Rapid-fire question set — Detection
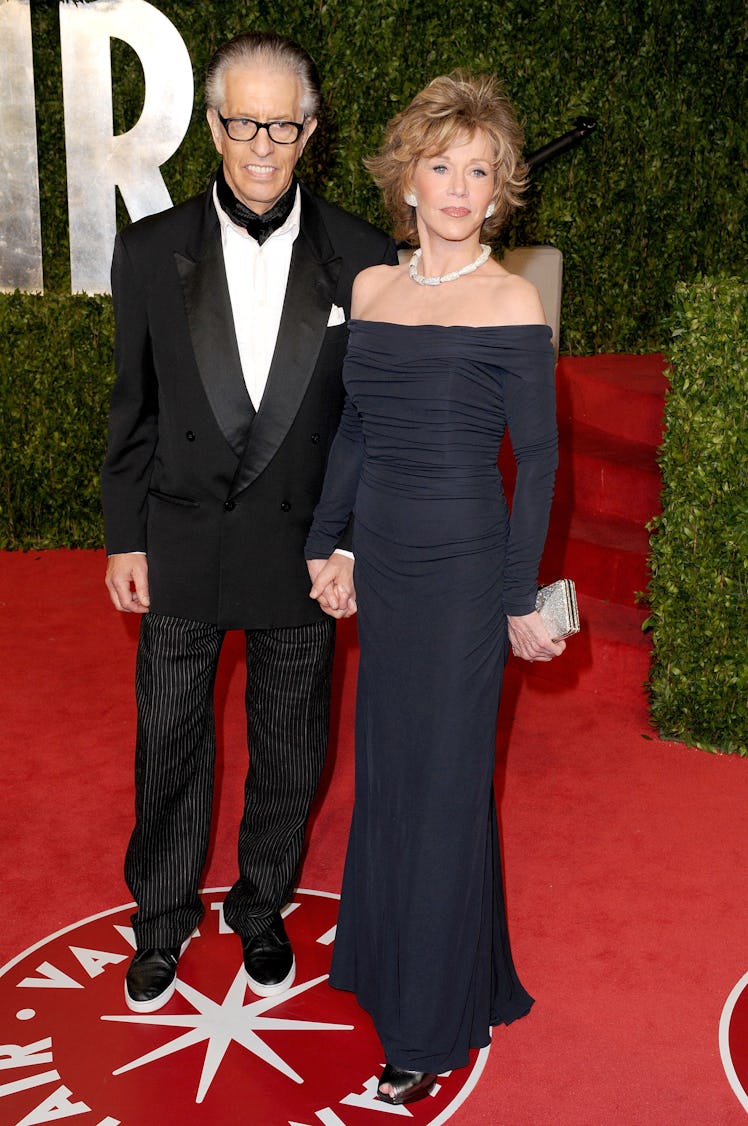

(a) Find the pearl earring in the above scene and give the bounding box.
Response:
[485,202,495,219]
[404,192,417,207]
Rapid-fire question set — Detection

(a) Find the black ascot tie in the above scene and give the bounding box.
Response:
[216,165,297,245]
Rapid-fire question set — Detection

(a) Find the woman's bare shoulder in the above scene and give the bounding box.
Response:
[352,263,408,317]
[478,267,547,326]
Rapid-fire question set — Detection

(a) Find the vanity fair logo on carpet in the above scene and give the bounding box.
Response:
[0,888,487,1125]
[720,970,748,1113]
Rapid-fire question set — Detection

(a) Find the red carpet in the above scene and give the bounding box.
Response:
[1,355,747,1124]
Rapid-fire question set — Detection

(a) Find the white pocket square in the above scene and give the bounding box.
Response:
[327,304,346,327]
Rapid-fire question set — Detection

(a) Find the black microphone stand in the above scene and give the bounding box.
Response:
[526,116,598,171]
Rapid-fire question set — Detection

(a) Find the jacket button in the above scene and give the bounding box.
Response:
[224,499,236,512]
[280,500,291,512]
[186,430,196,441]
[311,433,320,444]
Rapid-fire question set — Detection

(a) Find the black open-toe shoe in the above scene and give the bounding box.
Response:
[377,1063,437,1105]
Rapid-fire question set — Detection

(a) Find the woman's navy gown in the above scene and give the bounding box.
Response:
[305,320,557,1074]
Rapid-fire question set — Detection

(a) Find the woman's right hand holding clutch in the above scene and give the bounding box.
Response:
[507,612,566,662]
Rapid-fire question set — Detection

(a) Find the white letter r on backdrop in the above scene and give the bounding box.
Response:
[60,0,193,293]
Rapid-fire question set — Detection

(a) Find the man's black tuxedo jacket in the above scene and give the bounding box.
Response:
[102,176,396,629]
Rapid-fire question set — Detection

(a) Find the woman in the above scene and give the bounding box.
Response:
[305,72,565,1105]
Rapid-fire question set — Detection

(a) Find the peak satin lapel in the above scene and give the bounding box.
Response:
[228,221,341,498]
[175,233,254,459]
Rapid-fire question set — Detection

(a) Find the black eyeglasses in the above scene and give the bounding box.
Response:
[217,113,306,144]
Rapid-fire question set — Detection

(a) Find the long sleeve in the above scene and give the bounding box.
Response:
[501,349,558,615]
[304,393,365,559]
[101,232,159,554]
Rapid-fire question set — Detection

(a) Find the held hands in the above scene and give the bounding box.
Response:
[105,553,150,613]
[307,552,357,619]
[507,610,566,662]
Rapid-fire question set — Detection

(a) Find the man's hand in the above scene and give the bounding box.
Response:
[507,610,566,662]
[105,553,151,613]
[307,552,357,618]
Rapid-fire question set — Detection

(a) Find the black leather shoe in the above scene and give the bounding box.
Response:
[377,1064,438,1105]
[242,913,295,996]
[125,946,182,1013]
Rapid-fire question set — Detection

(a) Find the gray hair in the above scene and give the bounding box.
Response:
[205,32,321,119]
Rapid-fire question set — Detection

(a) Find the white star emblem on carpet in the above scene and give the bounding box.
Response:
[101,968,353,1103]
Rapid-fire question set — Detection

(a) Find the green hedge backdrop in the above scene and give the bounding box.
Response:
[645,276,747,757]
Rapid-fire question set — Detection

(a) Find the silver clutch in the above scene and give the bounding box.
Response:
[535,579,580,640]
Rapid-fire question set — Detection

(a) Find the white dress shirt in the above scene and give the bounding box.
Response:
[214,184,352,562]
[213,182,301,410]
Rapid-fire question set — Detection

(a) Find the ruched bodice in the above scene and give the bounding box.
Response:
[305,319,557,1074]
[307,319,557,610]
[352,323,517,485]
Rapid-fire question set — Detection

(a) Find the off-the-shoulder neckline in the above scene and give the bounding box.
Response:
[349,319,551,332]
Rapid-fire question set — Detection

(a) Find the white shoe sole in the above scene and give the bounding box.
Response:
[125,974,177,1013]
[124,937,191,1013]
[245,958,296,997]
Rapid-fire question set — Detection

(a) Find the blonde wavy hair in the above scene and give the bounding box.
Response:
[365,71,528,245]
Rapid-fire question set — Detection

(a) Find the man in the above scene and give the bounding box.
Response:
[102,31,396,1013]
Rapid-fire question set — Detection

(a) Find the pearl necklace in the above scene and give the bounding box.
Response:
[408,244,491,286]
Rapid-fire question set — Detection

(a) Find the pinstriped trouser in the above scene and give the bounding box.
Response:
[125,612,335,948]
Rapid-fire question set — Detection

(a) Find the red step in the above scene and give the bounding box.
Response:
[557,421,661,526]
[556,354,669,446]
[541,510,651,607]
